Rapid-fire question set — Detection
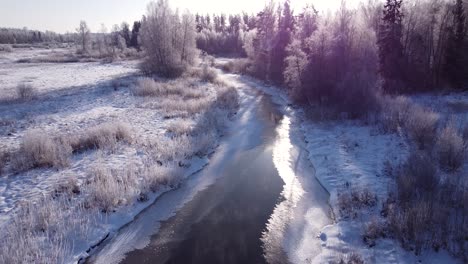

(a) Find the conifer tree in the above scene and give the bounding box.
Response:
[444,0,466,89]
[377,0,405,92]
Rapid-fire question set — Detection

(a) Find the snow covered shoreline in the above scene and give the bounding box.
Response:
[0,48,239,263]
[235,74,462,263]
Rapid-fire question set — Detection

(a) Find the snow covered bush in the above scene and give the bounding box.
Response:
[363,218,385,247]
[404,105,439,149]
[200,65,218,83]
[86,166,138,213]
[132,77,165,97]
[70,122,131,153]
[141,164,184,192]
[215,86,240,111]
[397,151,438,204]
[0,44,13,52]
[331,252,365,264]
[378,95,412,133]
[166,119,194,136]
[436,122,465,172]
[16,83,36,101]
[140,0,197,77]
[337,187,377,219]
[11,131,71,171]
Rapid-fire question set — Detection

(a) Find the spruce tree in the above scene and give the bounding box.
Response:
[377,0,405,93]
[444,0,466,89]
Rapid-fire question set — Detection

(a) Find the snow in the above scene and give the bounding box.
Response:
[231,73,463,263]
[0,48,228,263]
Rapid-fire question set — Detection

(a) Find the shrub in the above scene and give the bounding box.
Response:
[11,131,71,171]
[215,86,239,111]
[436,122,465,172]
[0,44,13,52]
[397,151,438,203]
[404,105,439,149]
[363,218,385,247]
[200,65,218,83]
[462,123,468,142]
[335,70,379,118]
[132,78,164,97]
[86,166,138,212]
[142,164,184,192]
[220,59,251,74]
[166,119,194,135]
[70,122,131,153]
[378,95,412,133]
[332,252,365,264]
[337,187,377,219]
[0,150,7,175]
[16,83,36,101]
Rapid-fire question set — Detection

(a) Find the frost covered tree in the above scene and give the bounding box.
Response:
[270,0,294,84]
[252,1,277,80]
[283,39,307,98]
[140,0,197,77]
[76,21,91,53]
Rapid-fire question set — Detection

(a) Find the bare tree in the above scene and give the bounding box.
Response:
[76,20,91,54]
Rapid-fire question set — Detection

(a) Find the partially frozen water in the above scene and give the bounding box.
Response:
[88,76,330,264]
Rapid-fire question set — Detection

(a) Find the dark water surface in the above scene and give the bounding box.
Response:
[88,82,330,264]
[122,94,284,264]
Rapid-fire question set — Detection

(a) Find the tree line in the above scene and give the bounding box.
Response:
[191,0,467,109]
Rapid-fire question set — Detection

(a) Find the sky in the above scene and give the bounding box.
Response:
[0,0,359,33]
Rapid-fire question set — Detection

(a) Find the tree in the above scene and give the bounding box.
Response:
[284,39,307,98]
[252,1,277,80]
[121,22,131,47]
[444,0,466,89]
[270,0,294,84]
[130,21,141,50]
[377,0,405,92]
[76,21,91,53]
[140,0,197,77]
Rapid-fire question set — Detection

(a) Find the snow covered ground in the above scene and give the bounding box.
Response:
[0,48,235,263]
[230,73,465,263]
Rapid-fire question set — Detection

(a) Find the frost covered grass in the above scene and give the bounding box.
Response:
[8,122,131,174]
[0,55,240,263]
[11,131,71,172]
[436,122,466,172]
[69,121,132,153]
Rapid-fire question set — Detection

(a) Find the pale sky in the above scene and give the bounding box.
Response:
[0,0,359,33]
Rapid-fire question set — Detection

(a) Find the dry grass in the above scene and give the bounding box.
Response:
[69,122,132,153]
[215,85,239,111]
[403,105,439,149]
[363,218,385,247]
[436,122,465,172]
[141,164,184,192]
[132,77,166,97]
[16,83,36,101]
[86,166,138,212]
[379,95,412,133]
[166,119,194,135]
[337,187,377,219]
[193,65,218,83]
[11,131,71,172]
